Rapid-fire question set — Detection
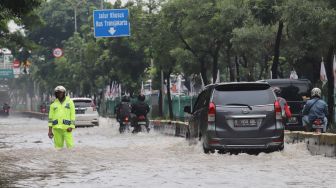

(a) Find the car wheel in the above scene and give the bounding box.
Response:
[202,137,214,154]
[278,143,284,151]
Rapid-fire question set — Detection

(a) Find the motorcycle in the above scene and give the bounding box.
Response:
[312,119,324,133]
[132,115,149,134]
[3,109,9,116]
[119,116,131,134]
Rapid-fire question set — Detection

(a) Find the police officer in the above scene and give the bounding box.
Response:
[131,94,150,132]
[48,86,76,149]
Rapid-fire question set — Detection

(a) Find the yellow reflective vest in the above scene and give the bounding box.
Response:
[48,96,76,129]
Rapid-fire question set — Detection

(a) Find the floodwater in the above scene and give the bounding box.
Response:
[0,117,335,188]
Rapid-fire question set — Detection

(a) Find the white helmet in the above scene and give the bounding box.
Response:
[311,87,321,98]
[54,85,66,93]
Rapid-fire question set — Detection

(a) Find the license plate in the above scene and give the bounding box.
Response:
[138,121,147,125]
[288,117,298,123]
[234,119,257,127]
[76,110,85,114]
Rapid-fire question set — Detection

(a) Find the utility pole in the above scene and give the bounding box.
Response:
[101,0,104,9]
[66,0,83,33]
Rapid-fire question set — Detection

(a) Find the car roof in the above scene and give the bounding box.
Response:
[258,78,311,85]
[71,98,92,101]
[205,82,270,89]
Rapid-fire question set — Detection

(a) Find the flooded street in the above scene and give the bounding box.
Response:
[1,117,336,188]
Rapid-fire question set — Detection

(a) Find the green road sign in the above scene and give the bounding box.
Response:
[0,69,14,78]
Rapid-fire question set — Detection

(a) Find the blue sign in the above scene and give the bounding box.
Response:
[93,9,130,38]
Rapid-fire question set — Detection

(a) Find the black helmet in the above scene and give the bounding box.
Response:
[122,95,130,102]
[273,87,281,96]
[138,94,145,102]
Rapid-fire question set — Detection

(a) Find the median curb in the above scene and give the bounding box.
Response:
[285,131,336,157]
[13,111,47,119]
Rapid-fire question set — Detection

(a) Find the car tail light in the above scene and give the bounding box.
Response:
[138,115,146,120]
[272,138,284,143]
[124,117,129,122]
[208,102,216,123]
[275,100,282,120]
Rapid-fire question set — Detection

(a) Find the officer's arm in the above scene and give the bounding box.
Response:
[70,100,76,129]
[48,104,54,127]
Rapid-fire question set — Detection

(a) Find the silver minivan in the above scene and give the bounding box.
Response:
[184,82,284,153]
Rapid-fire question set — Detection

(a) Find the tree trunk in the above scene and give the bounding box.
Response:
[271,21,283,79]
[200,59,208,86]
[326,45,335,128]
[227,44,235,82]
[212,53,219,84]
[235,56,240,82]
[166,72,174,120]
[159,88,163,117]
[258,55,269,80]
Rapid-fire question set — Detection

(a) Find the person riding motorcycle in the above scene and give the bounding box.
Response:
[115,95,132,133]
[131,94,150,133]
[3,103,10,111]
[3,103,10,115]
[273,87,292,121]
[302,88,328,132]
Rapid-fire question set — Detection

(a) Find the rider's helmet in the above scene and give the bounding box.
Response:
[122,95,130,102]
[273,87,281,96]
[138,94,146,102]
[311,87,321,98]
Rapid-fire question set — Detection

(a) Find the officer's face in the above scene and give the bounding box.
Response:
[56,91,65,99]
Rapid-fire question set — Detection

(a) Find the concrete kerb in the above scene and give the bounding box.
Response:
[12,111,47,119]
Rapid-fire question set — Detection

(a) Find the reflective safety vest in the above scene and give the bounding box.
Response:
[48,96,76,129]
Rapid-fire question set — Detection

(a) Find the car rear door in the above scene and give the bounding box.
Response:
[73,99,94,117]
[213,84,278,139]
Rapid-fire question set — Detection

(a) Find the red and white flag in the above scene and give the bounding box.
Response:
[320,58,328,86]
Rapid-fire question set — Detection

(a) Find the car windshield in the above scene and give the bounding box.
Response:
[213,88,275,106]
[73,100,92,108]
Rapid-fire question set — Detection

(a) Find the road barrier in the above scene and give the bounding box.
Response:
[152,120,336,157]
[285,131,336,157]
[13,111,47,119]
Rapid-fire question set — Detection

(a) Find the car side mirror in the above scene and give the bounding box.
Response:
[184,106,192,114]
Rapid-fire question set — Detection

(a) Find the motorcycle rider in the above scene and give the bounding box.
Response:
[3,102,10,115]
[131,94,150,132]
[302,88,328,132]
[115,95,132,133]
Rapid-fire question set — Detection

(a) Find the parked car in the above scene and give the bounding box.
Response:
[258,79,312,131]
[72,98,99,127]
[184,82,284,153]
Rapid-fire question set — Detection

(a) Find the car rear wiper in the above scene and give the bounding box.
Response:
[225,103,252,110]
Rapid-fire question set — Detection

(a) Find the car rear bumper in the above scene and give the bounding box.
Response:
[205,133,284,150]
[75,118,99,127]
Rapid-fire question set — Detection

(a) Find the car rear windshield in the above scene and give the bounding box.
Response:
[213,85,275,106]
[73,100,92,108]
